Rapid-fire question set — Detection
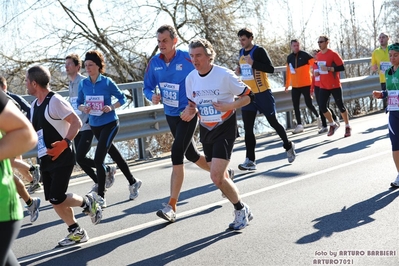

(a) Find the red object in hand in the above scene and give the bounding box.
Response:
[47,139,68,161]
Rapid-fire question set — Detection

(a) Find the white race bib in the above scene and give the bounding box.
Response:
[197,98,222,123]
[289,63,296,74]
[388,90,399,111]
[159,82,179,107]
[240,64,254,80]
[70,96,82,115]
[86,95,104,116]
[380,61,391,74]
[37,129,47,158]
[317,61,328,74]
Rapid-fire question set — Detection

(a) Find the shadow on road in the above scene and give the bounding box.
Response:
[319,133,387,159]
[296,188,399,244]
[128,230,238,266]
[20,205,228,266]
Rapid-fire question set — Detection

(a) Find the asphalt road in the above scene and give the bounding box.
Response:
[14,111,399,266]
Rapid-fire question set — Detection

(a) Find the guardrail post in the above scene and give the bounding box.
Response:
[285,111,293,129]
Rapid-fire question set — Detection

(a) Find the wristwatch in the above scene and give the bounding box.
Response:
[64,138,72,146]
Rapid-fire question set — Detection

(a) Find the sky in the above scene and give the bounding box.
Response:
[0,0,390,60]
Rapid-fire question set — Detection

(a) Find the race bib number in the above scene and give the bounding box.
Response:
[317,61,328,74]
[240,63,254,80]
[159,82,179,107]
[388,90,399,111]
[70,96,82,115]
[380,61,391,74]
[86,95,104,116]
[289,63,296,74]
[197,98,222,123]
[37,129,47,158]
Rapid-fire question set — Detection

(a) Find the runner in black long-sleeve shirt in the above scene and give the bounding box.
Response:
[235,28,296,171]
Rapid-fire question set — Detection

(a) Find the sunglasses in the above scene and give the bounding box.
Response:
[317,41,326,44]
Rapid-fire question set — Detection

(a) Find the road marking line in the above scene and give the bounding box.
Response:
[19,150,389,263]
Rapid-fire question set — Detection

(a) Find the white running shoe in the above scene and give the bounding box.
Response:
[156,204,176,223]
[97,195,107,208]
[318,127,328,134]
[293,124,304,134]
[26,197,41,223]
[58,227,89,247]
[287,142,296,163]
[30,164,41,184]
[390,175,399,188]
[229,203,253,230]
[28,181,41,194]
[238,158,256,171]
[317,117,322,129]
[105,166,116,189]
[88,183,98,194]
[83,192,102,225]
[129,179,142,200]
[335,117,341,127]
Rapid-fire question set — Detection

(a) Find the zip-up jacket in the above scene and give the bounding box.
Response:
[285,50,314,88]
[77,74,126,127]
[143,49,194,116]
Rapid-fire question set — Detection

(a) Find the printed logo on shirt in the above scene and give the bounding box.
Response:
[198,98,214,104]
[155,67,163,71]
[191,89,220,98]
[86,95,103,101]
[176,64,183,71]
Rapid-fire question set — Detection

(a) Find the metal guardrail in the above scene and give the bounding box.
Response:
[22,57,379,159]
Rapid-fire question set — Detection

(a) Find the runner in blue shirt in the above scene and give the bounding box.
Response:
[77,50,142,208]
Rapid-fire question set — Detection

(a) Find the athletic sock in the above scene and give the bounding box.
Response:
[233,201,244,210]
[68,223,79,232]
[80,198,87,208]
[168,198,177,212]
[26,198,33,206]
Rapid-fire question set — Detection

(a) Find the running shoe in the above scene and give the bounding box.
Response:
[238,158,257,171]
[222,168,235,198]
[156,204,176,223]
[129,179,142,200]
[58,227,89,247]
[105,165,116,189]
[28,181,41,194]
[335,117,341,127]
[390,175,399,188]
[26,197,41,223]
[30,164,41,184]
[287,142,296,163]
[344,126,352,137]
[97,195,107,208]
[317,117,322,129]
[327,123,340,137]
[318,127,328,134]
[293,124,304,134]
[229,203,253,230]
[88,183,98,194]
[83,192,102,225]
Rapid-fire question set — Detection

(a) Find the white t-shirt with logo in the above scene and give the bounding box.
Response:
[186,65,248,128]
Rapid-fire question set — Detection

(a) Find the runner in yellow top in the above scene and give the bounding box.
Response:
[371,32,390,90]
